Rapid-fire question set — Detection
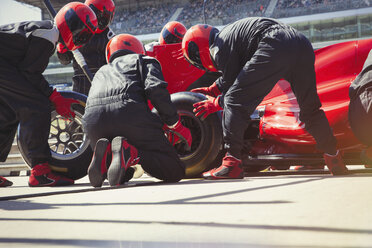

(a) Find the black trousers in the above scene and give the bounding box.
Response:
[83,100,185,182]
[0,60,51,166]
[223,27,337,158]
[349,86,372,146]
[73,75,91,96]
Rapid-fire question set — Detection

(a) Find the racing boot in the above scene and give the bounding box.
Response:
[0,176,13,187]
[203,153,244,179]
[88,138,112,188]
[108,136,140,186]
[323,150,349,176]
[28,163,74,187]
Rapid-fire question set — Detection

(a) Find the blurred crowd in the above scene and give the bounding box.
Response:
[178,0,268,27]
[111,0,371,35]
[113,3,176,35]
[273,0,370,17]
[277,0,370,9]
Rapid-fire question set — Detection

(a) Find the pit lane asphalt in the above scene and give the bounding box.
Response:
[1,166,372,248]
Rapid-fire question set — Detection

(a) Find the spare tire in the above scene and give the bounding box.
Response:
[17,91,92,180]
[167,92,224,178]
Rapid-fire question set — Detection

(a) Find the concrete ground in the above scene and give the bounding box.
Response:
[1,166,372,248]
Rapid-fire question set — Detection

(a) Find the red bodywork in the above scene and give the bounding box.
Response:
[257,39,372,155]
[147,39,372,158]
[146,43,205,94]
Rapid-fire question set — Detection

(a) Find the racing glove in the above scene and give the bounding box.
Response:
[190,82,221,97]
[49,89,79,119]
[56,43,73,65]
[57,43,68,53]
[193,95,223,119]
[164,119,192,150]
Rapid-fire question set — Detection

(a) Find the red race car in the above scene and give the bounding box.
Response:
[17,38,372,179]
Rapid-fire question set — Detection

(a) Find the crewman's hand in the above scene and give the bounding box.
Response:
[193,95,223,120]
[164,119,192,150]
[190,82,221,97]
[56,43,73,65]
[49,89,79,119]
[56,43,68,54]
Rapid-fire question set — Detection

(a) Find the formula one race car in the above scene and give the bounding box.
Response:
[148,38,372,177]
[17,38,372,179]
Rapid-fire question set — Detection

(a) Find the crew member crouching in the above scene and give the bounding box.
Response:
[83,34,192,187]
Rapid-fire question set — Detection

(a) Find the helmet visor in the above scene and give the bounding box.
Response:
[186,41,206,70]
[162,29,182,44]
[90,4,114,30]
[73,27,94,47]
[65,9,95,48]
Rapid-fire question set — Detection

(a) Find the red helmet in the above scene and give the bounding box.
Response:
[85,0,115,33]
[159,21,187,45]
[55,2,98,51]
[182,24,219,72]
[106,34,145,63]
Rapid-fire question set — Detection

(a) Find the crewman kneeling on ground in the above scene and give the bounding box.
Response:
[83,34,192,187]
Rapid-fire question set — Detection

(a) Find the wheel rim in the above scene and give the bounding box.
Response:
[48,110,90,160]
[174,110,205,161]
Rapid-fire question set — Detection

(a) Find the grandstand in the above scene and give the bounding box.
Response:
[112,0,270,35]
[14,0,372,85]
[16,0,372,42]
[273,0,370,18]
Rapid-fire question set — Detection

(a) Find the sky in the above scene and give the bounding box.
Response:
[0,0,41,26]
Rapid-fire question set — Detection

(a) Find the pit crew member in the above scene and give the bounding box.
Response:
[83,34,192,187]
[0,2,98,187]
[349,48,372,166]
[57,0,115,96]
[183,17,349,179]
[144,21,187,53]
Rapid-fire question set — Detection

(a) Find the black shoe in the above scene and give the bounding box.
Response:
[324,151,348,176]
[88,138,111,187]
[361,148,372,168]
[108,136,139,186]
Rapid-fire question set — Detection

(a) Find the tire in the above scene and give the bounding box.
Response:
[17,91,92,180]
[168,92,224,178]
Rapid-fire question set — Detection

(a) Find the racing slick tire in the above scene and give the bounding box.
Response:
[17,91,92,180]
[161,92,224,178]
